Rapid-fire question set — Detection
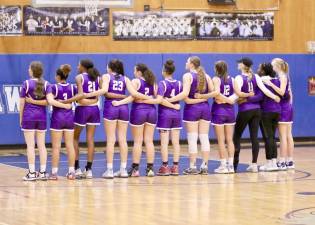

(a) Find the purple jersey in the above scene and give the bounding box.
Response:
[157,78,182,118]
[279,74,293,123]
[183,72,211,122]
[103,74,129,122]
[238,74,261,112]
[280,75,292,109]
[20,78,49,122]
[132,78,155,110]
[47,83,77,122]
[261,77,281,113]
[211,76,235,116]
[105,74,127,102]
[80,72,100,100]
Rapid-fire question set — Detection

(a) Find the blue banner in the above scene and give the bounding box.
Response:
[0,53,314,145]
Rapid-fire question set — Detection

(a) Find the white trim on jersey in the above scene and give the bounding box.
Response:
[162,80,167,95]
[71,84,74,97]
[44,81,48,91]
[178,80,182,93]
[25,80,29,94]
[54,84,58,98]
[80,74,84,86]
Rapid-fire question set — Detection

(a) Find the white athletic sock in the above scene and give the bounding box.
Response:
[107,163,113,170]
[40,165,46,173]
[220,159,227,166]
[29,164,35,173]
[190,162,196,169]
[272,158,277,166]
[201,161,208,169]
[68,167,75,173]
[287,157,293,162]
[120,162,127,170]
[52,167,58,174]
[228,157,233,166]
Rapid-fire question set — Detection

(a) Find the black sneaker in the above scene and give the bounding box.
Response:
[199,167,209,175]
[128,167,140,177]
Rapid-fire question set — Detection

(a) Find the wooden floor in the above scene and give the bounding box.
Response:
[0,146,315,225]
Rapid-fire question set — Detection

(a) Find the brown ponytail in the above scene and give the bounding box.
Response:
[136,63,156,86]
[80,59,100,81]
[30,61,45,99]
[189,56,206,92]
[215,60,228,83]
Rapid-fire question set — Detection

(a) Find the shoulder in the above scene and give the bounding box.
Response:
[183,72,192,81]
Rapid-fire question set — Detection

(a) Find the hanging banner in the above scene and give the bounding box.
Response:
[23,6,109,36]
[113,11,195,40]
[0,6,22,36]
[195,12,274,40]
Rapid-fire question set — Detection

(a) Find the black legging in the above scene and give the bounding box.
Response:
[261,112,280,160]
[233,109,261,171]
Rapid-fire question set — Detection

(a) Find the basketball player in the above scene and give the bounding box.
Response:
[263,58,294,170]
[19,61,49,181]
[210,61,237,174]
[257,63,281,171]
[167,56,219,175]
[64,59,101,179]
[138,60,182,176]
[233,57,280,173]
[84,59,153,178]
[113,64,158,177]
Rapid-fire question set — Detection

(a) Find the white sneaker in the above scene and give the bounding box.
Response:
[83,169,93,179]
[37,171,48,181]
[23,171,37,181]
[246,164,258,173]
[286,161,295,169]
[260,161,271,172]
[114,169,128,178]
[214,165,229,174]
[277,162,287,171]
[227,165,235,174]
[75,168,83,178]
[102,169,114,179]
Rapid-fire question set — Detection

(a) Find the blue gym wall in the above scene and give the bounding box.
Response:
[0,53,314,145]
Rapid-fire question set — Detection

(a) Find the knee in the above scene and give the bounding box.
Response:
[144,138,153,146]
[199,134,210,152]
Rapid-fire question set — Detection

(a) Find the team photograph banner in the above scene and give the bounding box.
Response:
[0,6,22,36]
[195,12,274,40]
[113,11,195,40]
[23,6,109,36]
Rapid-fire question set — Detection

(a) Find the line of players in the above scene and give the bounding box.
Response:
[19,56,294,181]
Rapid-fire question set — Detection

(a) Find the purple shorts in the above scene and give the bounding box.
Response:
[183,102,211,122]
[103,101,129,122]
[50,117,74,131]
[130,107,157,126]
[74,105,100,127]
[211,114,236,126]
[21,120,47,131]
[157,116,182,130]
[279,106,293,124]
